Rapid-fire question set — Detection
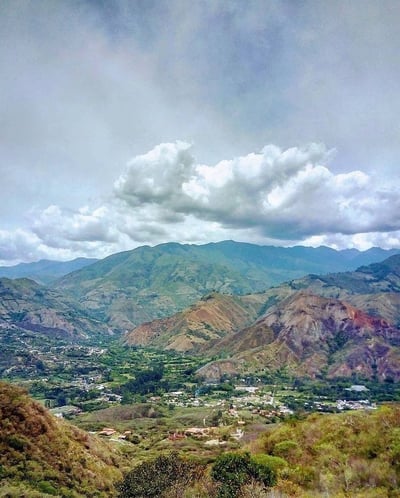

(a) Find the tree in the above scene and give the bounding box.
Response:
[211,452,276,498]
[118,452,203,498]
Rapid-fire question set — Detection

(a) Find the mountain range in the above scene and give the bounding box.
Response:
[0,257,97,284]
[1,241,400,381]
[125,252,400,381]
[52,241,400,331]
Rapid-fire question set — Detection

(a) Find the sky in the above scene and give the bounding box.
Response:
[1,0,400,264]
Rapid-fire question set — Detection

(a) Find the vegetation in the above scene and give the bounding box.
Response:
[118,451,277,498]
[211,452,276,497]
[2,356,400,497]
[118,452,204,498]
[259,405,400,496]
[0,381,123,497]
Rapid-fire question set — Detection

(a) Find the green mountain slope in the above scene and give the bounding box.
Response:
[0,381,122,497]
[53,241,399,331]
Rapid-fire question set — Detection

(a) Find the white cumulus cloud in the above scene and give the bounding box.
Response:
[1,141,400,263]
[114,141,400,240]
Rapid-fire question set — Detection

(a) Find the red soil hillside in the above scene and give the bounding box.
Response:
[124,292,267,352]
[203,291,400,380]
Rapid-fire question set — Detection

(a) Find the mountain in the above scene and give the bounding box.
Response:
[0,257,98,284]
[53,241,399,331]
[124,292,269,352]
[0,381,122,496]
[258,253,400,325]
[0,277,111,340]
[206,291,400,380]
[124,255,400,381]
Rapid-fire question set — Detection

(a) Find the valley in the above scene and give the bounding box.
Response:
[1,242,400,497]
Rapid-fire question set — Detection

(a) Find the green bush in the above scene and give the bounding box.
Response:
[37,481,58,495]
[272,439,299,457]
[6,435,28,451]
[251,454,287,473]
[118,452,203,498]
[211,452,276,498]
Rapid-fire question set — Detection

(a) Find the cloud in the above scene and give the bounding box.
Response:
[32,205,119,245]
[1,139,400,263]
[114,141,195,206]
[2,0,400,266]
[0,229,43,264]
[114,141,400,240]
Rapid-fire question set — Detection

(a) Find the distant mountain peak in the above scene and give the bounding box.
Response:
[53,242,400,331]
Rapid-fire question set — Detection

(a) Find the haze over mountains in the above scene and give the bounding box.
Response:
[0,258,97,285]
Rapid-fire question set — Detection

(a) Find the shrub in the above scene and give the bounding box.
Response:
[118,452,204,498]
[211,452,276,498]
[37,480,58,495]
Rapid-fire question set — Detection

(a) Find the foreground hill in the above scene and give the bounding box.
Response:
[0,277,111,340]
[0,381,122,497]
[260,404,400,497]
[124,292,269,351]
[54,241,399,331]
[0,257,97,285]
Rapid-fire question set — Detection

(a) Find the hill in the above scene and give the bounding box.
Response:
[124,292,269,352]
[208,291,400,380]
[0,258,97,285]
[53,241,399,331]
[125,256,400,381]
[0,277,111,340]
[0,381,122,497]
[259,404,400,497]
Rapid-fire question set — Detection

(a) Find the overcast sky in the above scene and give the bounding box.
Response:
[1,0,400,264]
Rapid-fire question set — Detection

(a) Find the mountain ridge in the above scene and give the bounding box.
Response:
[122,256,400,381]
[53,241,400,331]
[0,257,98,285]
